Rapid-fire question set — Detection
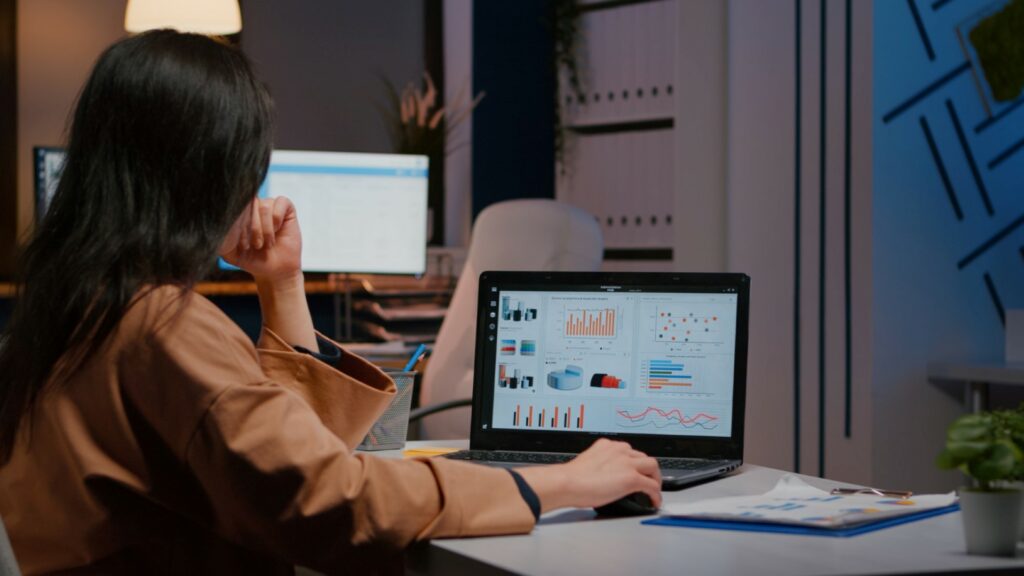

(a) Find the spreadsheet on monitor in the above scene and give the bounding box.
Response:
[255,150,428,275]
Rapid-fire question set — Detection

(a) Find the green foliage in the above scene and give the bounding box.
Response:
[969,0,1024,102]
[551,0,583,168]
[937,408,1024,490]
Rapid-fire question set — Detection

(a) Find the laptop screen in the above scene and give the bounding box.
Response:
[473,272,749,457]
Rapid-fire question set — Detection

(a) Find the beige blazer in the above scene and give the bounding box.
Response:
[0,286,534,574]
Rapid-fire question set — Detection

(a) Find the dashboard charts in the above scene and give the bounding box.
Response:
[502,402,587,429]
[501,296,538,323]
[564,308,618,338]
[614,405,724,432]
[654,307,721,342]
[491,290,738,438]
[547,365,584,390]
[498,364,536,391]
[644,358,693,390]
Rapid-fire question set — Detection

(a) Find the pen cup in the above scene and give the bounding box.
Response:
[358,369,415,451]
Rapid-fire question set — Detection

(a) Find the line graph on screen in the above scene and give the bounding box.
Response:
[614,406,720,431]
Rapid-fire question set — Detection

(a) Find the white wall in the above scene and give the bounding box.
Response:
[16,1,427,241]
[240,1,424,154]
[726,0,873,484]
[16,0,127,240]
[549,0,877,480]
[443,0,473,248]
[674,0,727,273]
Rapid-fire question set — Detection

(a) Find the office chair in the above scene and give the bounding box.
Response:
[0,515,20,576]
[418,199,603,439]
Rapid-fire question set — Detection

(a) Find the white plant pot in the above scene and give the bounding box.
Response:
[1010,481,1024,541]
[959,488,1023,556]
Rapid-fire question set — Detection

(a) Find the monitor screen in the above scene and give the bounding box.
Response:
[224,149,429,275]
[486,287,739,439]
[35,147,429,275]
[34,147,66,222]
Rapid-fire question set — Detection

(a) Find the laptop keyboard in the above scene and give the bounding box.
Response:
[443,450,574,465]
[656,457,729,470]
[442,450,729,471]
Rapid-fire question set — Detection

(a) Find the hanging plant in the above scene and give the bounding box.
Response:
[551,0,585,170]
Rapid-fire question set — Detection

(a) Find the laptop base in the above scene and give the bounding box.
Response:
[442,450,740,490]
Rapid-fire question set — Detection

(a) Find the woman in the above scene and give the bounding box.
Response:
[0,31,661,574]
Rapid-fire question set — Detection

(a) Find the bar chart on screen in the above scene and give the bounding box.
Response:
[643,358,693,389]
[637,358,714,399]
[564,307,618,338]
[498,401,589,430]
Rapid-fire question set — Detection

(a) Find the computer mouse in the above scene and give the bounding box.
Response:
[593,492,658,517]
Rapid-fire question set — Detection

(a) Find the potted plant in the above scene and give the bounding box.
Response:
[377,72,484,245]
[937,409,1024,556]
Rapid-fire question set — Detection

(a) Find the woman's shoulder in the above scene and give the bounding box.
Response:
[115,284,262,384]
[119,284,244,347]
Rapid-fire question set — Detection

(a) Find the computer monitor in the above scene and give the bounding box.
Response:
[33,147,429,275]
[267,150,429,275]
[223,150,429,275]
[33,147,66,222]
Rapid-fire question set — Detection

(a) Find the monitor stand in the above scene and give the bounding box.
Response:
[329,273,354,341]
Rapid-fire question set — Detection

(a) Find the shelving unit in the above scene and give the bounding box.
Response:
[556,0,678,267]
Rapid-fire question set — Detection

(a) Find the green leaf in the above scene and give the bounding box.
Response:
[936,449,959,469]
[948,415,991,441]
[945,440,989,461]
[971,443,1019,482]
[995,438,1024,462]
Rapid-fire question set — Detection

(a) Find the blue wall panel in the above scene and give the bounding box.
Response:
[876,0,1024,343]
[873,0,1024,490]
[471,0,556,218]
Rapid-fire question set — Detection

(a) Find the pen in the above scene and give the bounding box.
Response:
[830,487,913,499]
[403,343,427,372]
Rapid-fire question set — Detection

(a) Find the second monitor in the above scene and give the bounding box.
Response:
[254,149,429,275]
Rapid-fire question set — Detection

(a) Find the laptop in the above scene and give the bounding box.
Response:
[443,271,750,490]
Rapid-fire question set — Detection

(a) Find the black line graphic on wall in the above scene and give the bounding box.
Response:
[945,99,993,215]
[907,0,936,61]
[920,116,964,220]
[882,62,970,123]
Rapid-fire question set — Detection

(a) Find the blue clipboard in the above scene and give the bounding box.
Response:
[641,503,960,537]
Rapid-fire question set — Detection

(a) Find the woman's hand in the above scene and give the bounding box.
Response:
[515,438,663,513]
[220,196,302,285]
[221,196,317,350]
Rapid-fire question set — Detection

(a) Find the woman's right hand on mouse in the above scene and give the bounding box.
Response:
[515,438,662,513]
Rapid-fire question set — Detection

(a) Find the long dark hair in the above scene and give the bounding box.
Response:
[0,30,273,462]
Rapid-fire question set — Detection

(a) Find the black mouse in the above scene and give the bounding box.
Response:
[593,492,658,517]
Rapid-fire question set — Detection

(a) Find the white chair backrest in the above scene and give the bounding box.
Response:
[420,199,603,438]
[0,515,20,576]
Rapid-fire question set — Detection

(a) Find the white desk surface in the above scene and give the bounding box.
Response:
[367,440,1024,576]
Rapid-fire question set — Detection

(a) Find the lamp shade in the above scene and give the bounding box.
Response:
[125,0,242,35]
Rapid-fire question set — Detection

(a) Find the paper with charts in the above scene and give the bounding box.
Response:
[661,475,957,529]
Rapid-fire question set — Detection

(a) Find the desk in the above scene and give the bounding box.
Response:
[0,276,447,298]
[928,362,1024,413]
[377,441,1024,575]
[0,277,452,343]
